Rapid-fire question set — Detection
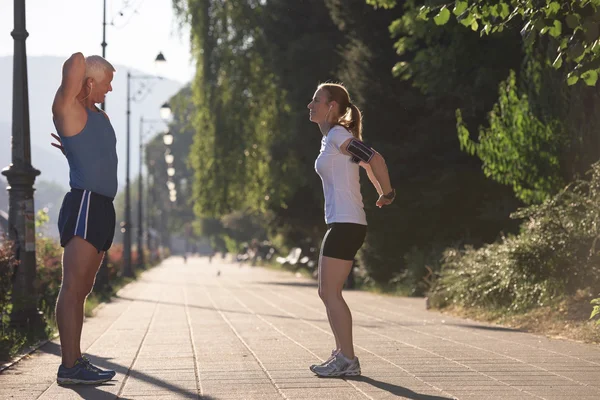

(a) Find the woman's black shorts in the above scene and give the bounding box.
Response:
[320,223,367,261]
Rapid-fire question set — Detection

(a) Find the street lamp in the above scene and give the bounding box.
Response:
[137,114,169,269]
[160,102,172,120]
[2,0,43,331]
[163,132,174,146]
[122,53,167,278]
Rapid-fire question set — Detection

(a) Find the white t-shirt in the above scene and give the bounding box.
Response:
[315,125,367,225]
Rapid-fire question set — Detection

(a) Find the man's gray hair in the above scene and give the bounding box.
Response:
[85,55,116,81]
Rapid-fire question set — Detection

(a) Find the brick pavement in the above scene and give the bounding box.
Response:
[1,256,599,400]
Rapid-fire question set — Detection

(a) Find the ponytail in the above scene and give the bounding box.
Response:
[347,103,363,141]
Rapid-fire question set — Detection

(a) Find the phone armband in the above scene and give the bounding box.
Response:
[347,138,374,163]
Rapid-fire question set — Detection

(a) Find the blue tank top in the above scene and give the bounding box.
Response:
[56,108,118,198]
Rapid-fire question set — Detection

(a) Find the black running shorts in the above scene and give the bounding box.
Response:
[58,188,116,253]
[321,223,367,261]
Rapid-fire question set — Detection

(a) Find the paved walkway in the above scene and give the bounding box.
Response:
[1,256,599,400]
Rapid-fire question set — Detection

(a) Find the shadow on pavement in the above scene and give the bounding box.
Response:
[114,294,329,323]
[254,281,318,288]
[450,323,523,333]
[39,342,218,399]
[59,383,125,400]
[347,375,455,400]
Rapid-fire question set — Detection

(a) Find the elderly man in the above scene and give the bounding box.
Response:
[51,53,118,385]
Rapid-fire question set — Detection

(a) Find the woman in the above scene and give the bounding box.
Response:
[308,83,395,377]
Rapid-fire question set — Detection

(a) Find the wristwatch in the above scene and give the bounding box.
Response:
[383,189,396,201]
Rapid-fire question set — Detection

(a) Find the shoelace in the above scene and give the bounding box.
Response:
[321,355,343,370]
[81,356,104,373]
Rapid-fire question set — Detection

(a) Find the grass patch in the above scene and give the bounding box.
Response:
[436,290,600,344]
[84,275,137,318]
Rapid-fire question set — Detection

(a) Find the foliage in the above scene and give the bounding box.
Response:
[0,239,17,323]
[35,236,62,317]
[369,0,600,86]
[591,298,600,325]
[430,162,600,311]
[169,0,525,286]
[457,70,566,204]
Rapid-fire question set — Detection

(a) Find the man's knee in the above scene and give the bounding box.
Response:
[59,280,88,301]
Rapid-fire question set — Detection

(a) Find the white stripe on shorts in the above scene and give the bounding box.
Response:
[74,190,87,236]
[84,192,91,239]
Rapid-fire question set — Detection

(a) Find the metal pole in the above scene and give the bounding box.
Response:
[146,168,152,262]
[123,72,133,277]
[2,0,43,331]
[94,0,110,290]
[137,116,145,269]
[100,0,107,111]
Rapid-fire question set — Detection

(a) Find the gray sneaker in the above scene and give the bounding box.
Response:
[312,353,361,377]
[309,349,339,372]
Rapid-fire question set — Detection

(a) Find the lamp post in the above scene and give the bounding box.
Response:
[101,0,107,111]
[136,109,170,269]
[2,0,43,331]
[162,131,176,251]
[122,54,167,277]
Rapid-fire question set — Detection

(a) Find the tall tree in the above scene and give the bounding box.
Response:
[322,0,524,284]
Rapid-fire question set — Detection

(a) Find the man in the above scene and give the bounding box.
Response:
[51,53,118,385]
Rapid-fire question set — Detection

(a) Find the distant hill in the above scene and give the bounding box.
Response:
[0,55,185,189]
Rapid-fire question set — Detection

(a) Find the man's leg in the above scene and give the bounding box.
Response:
[55,236,104,368]
[74,250,104,360]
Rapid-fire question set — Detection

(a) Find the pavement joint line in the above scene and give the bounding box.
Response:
[358,323,547,400]
[116,299,160,399]
[357,297,600,368]
[0,333,59,374]
[33,285,140,398]
[215,279,376,400]
[204,286,288,399]
[274,280,600,390]
[232,280,458,400]
[261,284,551,400]
[184,285,204,398]
[348,304,600,394]
[290,285,599,398]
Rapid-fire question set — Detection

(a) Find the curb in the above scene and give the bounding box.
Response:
[0,333,59,374]
[0,301,110,374]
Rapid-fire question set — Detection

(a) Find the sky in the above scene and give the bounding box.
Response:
[0,0,196,189]
[0,0,195,83]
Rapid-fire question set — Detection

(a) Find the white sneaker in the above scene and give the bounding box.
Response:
[309,349,339,372]
[312,353,361,377]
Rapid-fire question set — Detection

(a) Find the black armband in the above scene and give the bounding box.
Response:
[347,138,374,163]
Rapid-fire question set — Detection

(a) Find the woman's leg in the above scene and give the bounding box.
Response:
[318,255,355,359]
[318,257,341,352]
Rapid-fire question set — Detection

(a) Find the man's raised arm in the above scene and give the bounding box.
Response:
[52,52,86,113]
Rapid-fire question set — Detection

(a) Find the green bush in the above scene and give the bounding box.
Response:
[0,240,16,321]
[0,240,22,359]
[35,236,63,318]
[591,299,600,325]
[430,162,600,312]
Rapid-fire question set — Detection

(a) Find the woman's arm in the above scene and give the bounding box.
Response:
[340,138,395,207]
[360,161,383,196]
